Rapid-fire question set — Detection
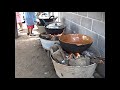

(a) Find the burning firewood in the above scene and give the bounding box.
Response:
[68,53,90,66]
[66,53,73,60]
[75,53,81,59]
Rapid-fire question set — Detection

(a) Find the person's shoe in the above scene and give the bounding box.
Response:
[27,33,30,35]
[29,33,36,36]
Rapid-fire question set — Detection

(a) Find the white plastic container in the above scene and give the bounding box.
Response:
[39,38,59,50]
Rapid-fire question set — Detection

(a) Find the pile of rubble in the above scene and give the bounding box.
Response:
[50,44,105,67]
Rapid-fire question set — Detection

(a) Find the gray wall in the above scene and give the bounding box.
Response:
[15,17,18,38]
[60,12,105,58]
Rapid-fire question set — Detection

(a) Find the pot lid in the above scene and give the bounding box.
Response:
[39,15,49,19]
[46,22,65,29]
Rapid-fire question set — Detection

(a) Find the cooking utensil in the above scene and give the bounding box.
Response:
[59,34,93,53]
[45,22,65,35]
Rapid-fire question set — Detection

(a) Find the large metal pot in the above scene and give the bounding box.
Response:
[45,22,65,35]
[59,34,93,54]
[39,16,57,26]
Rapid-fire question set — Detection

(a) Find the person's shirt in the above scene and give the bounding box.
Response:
[24,12,35,19]
[24,12,36,25]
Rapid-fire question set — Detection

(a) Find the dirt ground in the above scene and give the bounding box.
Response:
[15,24,58,78]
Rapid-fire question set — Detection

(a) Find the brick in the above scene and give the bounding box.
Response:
[92,20,105,36]
[78,12,87,16]
[85,30,99,47]
[62,12,69,19]
[81,17,92,30]
[97,35,105,52]
[88,12,103,21]
[71,14,81,25]
[62,13,81,25]
[64,12,73,21]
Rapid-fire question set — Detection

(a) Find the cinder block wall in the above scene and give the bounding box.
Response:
[15,17,18,38]
[60,12,105,58]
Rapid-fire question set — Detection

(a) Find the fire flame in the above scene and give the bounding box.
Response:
[66,53,81,60]
[75,53,80,58]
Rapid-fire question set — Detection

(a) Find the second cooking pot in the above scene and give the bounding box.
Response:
[39,16,57,26]
[45,22,66,35]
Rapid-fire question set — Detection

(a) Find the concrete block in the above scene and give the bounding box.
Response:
[99,49,105,58]
[78,12,87,16]
[63,28,72,34]
[62,13,81,25]
[98,35,105,52]
[85,30,99,47]
[102,12,105,22]
[71,14,81,25]
[88,12,103,21]
[92,20,105,36]
[64,19,70,29]
[81,17,92,30]
[62,12,72,21]
[78,26,87,34]
[70,22,80,34]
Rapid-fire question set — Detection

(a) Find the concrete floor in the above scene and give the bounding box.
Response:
[15,24,58,78]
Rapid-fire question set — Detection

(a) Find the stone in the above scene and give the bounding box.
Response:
[52,49,64,62]
[50,44,65,63]
[69,56,90,66]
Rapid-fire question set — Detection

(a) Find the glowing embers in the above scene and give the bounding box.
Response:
[66,52,81,60]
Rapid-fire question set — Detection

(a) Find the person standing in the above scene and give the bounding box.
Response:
[24,12,36,36]
[16,12,23,31]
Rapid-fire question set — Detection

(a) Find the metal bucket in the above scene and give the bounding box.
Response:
[39,38,59,50]
[50,55,97,78]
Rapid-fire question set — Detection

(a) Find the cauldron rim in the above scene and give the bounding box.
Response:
[59,34,93,46]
